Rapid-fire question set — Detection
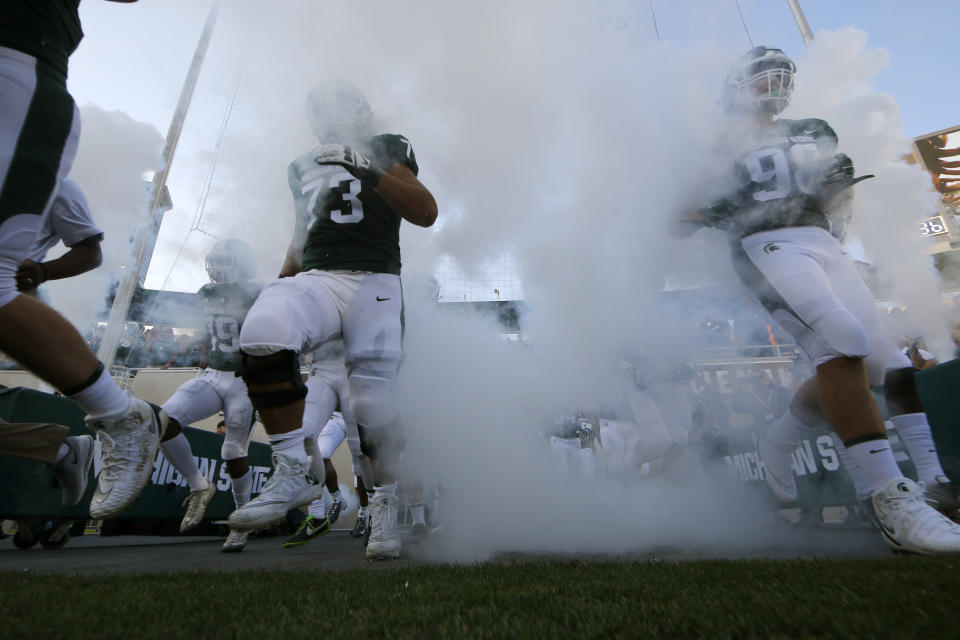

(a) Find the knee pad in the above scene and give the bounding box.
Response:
[810,308,870,359]
[348,368,396,429]
[238,350,307,410]
[221,440,248,462]
[357,420,405,461]
[774,307,869,369]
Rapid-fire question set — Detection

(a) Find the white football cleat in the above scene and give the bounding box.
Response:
[87,399,167,519]
[366,493,401,560]
[50,434,95,507]
[923,475,960,518]
[872,477,960,554]
[221,529,249,553]
[758,431,798,504]
[180,480,217,533]
[227,452,322,532]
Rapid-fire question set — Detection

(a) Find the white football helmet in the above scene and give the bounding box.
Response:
[306,80,373,143]
[723,46,796,115]
[205,238,256,283]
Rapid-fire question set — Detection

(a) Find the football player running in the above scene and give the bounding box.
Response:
[229,81,437,561]
[282,340,374,548]
[157,239,261,552]
[0,1,170,523]
[671,46,960,554]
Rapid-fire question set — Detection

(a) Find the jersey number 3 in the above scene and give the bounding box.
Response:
[305,169,364,224]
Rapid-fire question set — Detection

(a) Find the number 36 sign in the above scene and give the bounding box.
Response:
[920,216,948,237]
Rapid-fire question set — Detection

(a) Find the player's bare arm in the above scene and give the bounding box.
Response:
[669,198,741,238]
[669,209,706,238]
[15,235,102,291]
[279,202,309,277]
[375,162,438,227]
[279,237,304,278]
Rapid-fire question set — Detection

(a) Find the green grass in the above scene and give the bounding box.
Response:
[4,557,957,638]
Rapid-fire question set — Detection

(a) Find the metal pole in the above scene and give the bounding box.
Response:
[97,0,221,370]
[786,0,814,45]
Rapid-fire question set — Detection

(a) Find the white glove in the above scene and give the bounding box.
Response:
[313,143,381,183]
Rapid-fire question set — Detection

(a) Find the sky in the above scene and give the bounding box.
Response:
[64,0,960,295]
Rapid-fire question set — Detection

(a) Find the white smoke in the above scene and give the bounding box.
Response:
[41,104,164,333]
[180,2,921,561]
[66,3,936,559]
[787,28,953,358]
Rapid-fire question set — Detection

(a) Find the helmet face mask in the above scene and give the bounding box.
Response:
[306,80,373,144]
[205,239,256,284]
[724,46,796,115]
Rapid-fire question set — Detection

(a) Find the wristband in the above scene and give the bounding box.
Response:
[37,262,47,284]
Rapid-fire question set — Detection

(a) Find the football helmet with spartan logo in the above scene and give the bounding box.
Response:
[722,46,796,115]
[306,80,373,144]
[205,238,256,284]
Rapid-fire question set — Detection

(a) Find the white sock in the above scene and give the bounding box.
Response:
[409,503,426,526]
[890,413,946,485]
[160,434,207,491]
[54,443,70,464]
[302,438,326,484]
[231,469,252,508]
[357,505,367,518]
[308,497,326,519]
[68,365,131,418]
[845,437,905,495]
[376,482,397,497]
[268,427,308,462]
[830,432,871,500]
[329,488,342,503]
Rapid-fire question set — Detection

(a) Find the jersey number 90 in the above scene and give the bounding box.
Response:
[744,144,820,202]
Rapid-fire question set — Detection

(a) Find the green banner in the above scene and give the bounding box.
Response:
[0,387,271,521]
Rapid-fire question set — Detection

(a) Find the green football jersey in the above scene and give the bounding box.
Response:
[290,134,419,275]
[197,281,261,372]
[723,118,842,238]
[0,0,83,81]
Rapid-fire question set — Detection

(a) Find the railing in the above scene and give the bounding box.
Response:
[695,343,802,363]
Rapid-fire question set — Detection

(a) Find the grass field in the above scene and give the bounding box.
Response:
[4,556,957,638]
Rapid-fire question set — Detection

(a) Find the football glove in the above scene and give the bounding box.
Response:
[313,143,385,185]
[697,198,741,230]
[822,153,855,186]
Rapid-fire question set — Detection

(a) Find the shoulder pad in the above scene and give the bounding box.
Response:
[371,133,418,176]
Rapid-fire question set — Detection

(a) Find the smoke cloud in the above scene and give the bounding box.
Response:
[41,104,163,333]
[787,28,953,358]
[65,2,947,560]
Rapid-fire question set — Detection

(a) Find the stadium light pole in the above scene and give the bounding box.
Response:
[97,0,221,372]
[786,0,814,45]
